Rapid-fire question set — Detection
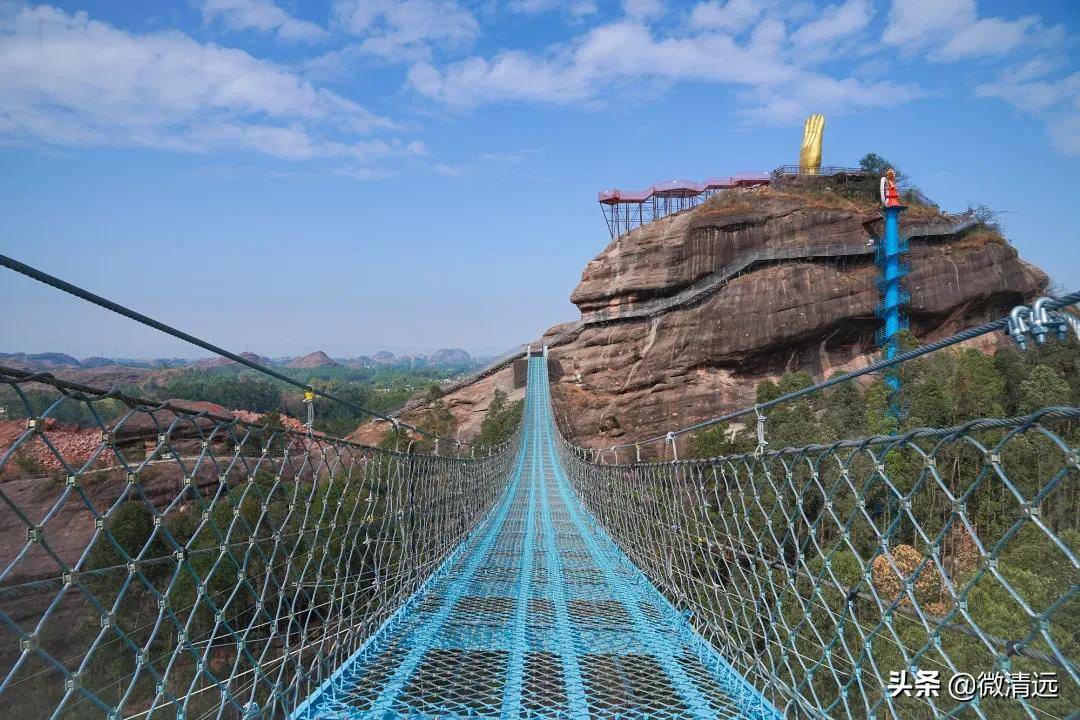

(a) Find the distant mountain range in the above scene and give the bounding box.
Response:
[0,348,476,372]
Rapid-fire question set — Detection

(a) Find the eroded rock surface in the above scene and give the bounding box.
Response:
[550,188,1045,447]
[357,186,1047,450]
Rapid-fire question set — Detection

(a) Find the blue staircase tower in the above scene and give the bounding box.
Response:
[876,198,908,425]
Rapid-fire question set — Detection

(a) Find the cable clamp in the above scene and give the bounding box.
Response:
[754,405,768,458]
[1031,297,1070,344]
[1005,304,1031,350]
[1007,298,1076,349]
[303,387,315,435]
[666,431,678,462]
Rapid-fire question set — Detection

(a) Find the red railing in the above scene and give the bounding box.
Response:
[598,172,771,237]
[598,172,770,205]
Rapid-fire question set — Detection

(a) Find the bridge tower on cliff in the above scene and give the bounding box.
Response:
[876,168,908,425]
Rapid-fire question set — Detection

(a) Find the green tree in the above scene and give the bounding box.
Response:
[473,390,523,452]
[688,423,753,458]
[1018,365,1070,413]
[763,371,817,448]
[414,399,456,453]
[858,152,908,184]
[86,501,159,571]
[950,348,1005,421]
[379,424,412,452]
[158,372,281,413]
[425,383,445,402]
[820,381,867,441]
[994,346,1029,414]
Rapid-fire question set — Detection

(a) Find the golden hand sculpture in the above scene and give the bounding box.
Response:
[799,113,825,175]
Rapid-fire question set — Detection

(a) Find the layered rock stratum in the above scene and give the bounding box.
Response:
[359,184,1047,449]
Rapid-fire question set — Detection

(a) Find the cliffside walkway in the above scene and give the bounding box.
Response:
[294,356,777,719]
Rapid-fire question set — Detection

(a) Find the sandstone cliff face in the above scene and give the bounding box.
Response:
[571,191,878,314]
[548,187,1046,448]
[356,186,1046,450]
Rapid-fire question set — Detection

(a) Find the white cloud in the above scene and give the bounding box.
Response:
[199,0,327,42]
[936,15,1038,61]
[405,7,929,128]
[622,0,664,20]
[334,166,391,180]
[882,0,1047,62]
[480,150,535,162]
[0,3,414,164]
[976,70,1080,156]
[790,0,870,51]
[408,20,798,106]
[510,0,598,17]
[739,72,922,124]
[688,0,763,34]
[407,52,592,105]
[333,0,478,61]
[402,0,1076,167]
[882,0,973,47]
[878,0,1076,156]
[1048,114,1080,156]
[433,163,463,176]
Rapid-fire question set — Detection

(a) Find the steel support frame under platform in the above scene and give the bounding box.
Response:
[292,357,780,719]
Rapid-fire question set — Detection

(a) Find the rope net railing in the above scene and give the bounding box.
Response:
[0,366,517,719]
[555,408,1079,719]
[549,306,1080,718]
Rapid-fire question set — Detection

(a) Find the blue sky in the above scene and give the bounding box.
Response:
[1,0,1077,359]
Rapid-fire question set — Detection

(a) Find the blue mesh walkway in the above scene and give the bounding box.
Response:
[292,357,780,719]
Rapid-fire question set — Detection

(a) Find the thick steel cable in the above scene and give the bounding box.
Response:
[611,290,1080,449]
[0,253,474,447]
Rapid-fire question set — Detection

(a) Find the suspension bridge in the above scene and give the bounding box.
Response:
[0,253,1077,720]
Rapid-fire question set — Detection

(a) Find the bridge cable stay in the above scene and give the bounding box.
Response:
[0,253,468,449]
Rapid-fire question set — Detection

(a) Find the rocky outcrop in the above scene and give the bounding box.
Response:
[432,348,472,365]
[0,352,81,368]
[287,350,340,369]
[350,363,523,447]
[368,185,1046,450]
[547,187,1045,447]
[194,351,272,369]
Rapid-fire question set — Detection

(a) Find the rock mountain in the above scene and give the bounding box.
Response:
[351,183,1047,449]
[287,351,340,369]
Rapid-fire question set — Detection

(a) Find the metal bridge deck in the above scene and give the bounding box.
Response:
[293,357,778,719]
